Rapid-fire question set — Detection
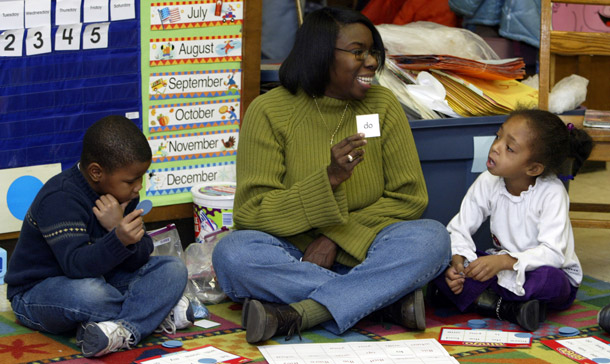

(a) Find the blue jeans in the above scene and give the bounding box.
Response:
[212,219,451,334]
[10,256,187,343]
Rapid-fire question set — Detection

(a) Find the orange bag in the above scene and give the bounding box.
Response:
[362,0,459,27]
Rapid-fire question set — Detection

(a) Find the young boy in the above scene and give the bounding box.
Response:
[5,115,194,357]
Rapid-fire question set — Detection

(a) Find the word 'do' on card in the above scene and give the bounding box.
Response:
[356,114,380,138]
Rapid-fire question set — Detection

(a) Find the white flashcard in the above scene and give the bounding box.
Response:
[471,136,495,173]
[25,24,51,55]
[0,29,25,57]
[356,114,380,138]
[83,0,108,23]
[55,0,82,25]
[25,0,51,28]
[82,22,109,49]
[125,111,139,119]
[54,23,82,50]
[194,319,221,329]
[110,0,134,20]
[0,1,25,30]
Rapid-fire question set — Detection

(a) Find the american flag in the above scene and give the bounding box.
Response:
[158,7,170,21]
[169,7,181,23]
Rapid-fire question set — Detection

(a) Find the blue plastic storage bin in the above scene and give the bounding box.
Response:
[410,115,506,249]
[409,109,584,249]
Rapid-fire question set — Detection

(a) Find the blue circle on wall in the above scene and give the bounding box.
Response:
[7,175,43,220]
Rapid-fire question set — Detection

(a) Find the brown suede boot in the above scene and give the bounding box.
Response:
[241,298,283,329]
[245,300,302,344]
[380,289,426,330]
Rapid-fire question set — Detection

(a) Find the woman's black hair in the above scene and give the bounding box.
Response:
[511,109,593,177]
[279,7,385,97]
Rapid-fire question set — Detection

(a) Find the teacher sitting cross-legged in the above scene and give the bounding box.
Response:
[212,6,451,344]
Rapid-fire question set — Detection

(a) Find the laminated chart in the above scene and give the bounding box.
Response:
[438,327,532,348]
[141,0,241,206]
[258,339,459,364]
[150,0,244,30]
[150,34,242,66]
[145,160,236,196]
[148,69,241,100]
[148,99,240,133]
[148,128,239,163]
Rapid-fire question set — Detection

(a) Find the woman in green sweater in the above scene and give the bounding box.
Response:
[212,7,451,344]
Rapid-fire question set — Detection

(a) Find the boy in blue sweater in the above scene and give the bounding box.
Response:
[5,115,193,357]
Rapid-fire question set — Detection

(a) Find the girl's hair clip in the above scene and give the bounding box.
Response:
[558,174,574,182]
[567,123,575,131]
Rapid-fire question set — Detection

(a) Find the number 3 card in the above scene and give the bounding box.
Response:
[26,25,51,55]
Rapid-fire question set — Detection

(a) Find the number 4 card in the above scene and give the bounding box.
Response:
[55,24,82,51]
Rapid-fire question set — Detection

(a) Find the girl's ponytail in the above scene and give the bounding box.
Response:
[567,123,594,176]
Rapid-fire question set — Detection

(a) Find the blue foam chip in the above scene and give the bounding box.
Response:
[468,319,487,328]
[136,199,153,215]
[558,326,579,336]
[162,340,183,348]
[515,333,533,338]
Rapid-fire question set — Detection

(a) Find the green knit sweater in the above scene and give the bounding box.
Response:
[234,85,428,267]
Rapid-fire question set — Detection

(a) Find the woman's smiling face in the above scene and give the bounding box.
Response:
[324,23,378,100]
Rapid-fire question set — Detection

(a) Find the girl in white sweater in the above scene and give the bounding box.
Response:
[433,109,592,332]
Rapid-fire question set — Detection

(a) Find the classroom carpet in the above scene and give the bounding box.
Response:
[1,275,610,364]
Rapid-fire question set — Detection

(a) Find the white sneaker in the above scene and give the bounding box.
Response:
[77,321,135,357]
[156,296,195,334]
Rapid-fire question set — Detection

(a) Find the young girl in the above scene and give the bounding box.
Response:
[432,109,593,332]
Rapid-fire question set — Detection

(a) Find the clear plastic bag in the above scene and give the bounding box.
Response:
[376,22,500,60]
[149,223,209,318]
[549,74,589,114]
[149,224,185,262]
[520,73,588,114]
[185,229,231,304]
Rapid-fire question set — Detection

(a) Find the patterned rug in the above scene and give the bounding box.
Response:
[1,275,610,364]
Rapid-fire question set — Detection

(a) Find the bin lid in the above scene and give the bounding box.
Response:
[191,183,236,200]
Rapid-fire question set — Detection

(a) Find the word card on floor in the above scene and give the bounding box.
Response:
[439,327,532,348]
[258,339,459,364]
[136,344,251,364]
[542,337,610,364]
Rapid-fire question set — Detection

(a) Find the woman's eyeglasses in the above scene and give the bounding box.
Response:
[335,48,382,61]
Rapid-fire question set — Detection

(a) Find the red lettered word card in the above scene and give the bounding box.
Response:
[439,327,532,348]
[542,337,610,364]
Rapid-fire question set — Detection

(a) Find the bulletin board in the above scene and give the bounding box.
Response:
[141,0,242,208]
[0,0,261,237]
